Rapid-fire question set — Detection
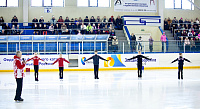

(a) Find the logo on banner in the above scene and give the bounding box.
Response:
[114,0,122,6]
[81,57,86,65]
[104,55,125,67]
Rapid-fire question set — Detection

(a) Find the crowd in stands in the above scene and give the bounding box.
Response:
[0,15,124,36]
[164,17,200,52]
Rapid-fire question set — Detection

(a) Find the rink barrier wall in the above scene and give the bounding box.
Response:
[0,66,200,72]
[0,53,200,72]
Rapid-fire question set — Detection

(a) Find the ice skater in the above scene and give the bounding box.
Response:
[171,53,191,79]
[26,53,47,81]
[52,54,70,79]
[84,50,109,79]
[127,51,152,78]
[13,51,26,102]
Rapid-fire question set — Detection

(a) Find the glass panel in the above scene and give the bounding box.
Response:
[7,0,18,7]
[98,0,110,7]
[165,0,174,8]
[44,0,51,6]
[77,0,88,7]
[31,0,42,7]
[182,0,191,10]
[175,0,181,8]
[89,0,97,7]
[52,0,64,7]
[0,0,6,6]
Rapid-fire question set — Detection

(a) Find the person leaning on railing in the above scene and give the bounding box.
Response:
[190,38,195,52]
[184,37,190,52]
[112,36,118,52]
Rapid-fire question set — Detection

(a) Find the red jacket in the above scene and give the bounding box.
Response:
[13,55,25,78]
[52,58,70,67]
[27,56,44,65]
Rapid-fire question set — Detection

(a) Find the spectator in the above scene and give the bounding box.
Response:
[198,32,200,38]
[86,23,92,33]
[42,24,48,35]
[176,30,182,41]
[177,24,181,29]
[109,24,114,30]
[116,16,123,30]
[110,29,115,36]
[184,37,190,51]
[16,25,23,35]
[0,16,4,26]
[77,30,82,35]
[181,25,185,29]
[160,32,167,52]
[96,16,101,26]
[195,36,200,51]
[50,16,57,25]
[38,24,43,35]
[57,16,64,25]
[179,37,184,52]
[97,23,102,30]
[64,17,70,26]
[188,30,193,38]
[78,17,82,23]
[90,16,96,25]
[54,23,60,35]
[172,17,178,24]
[179,18,183,26]
[11,15,18,27]
[33,24,39,35]
[32,17,38,28]
[138,36,143,51]
[182,30,187,36]
[185,24,189,29]
[39,16,44,24]
[0,29,6,35]
[108,37,112,52]
[149,36,154,52]
[80,23,86,34]
[190,38,195,52]
[92,24,96,30]
[102,16,108,26]
[49,24,54,35]
[96,29,101,34]
[74,22,80,34]
[71,18,75,26]
[75,18,78,23]
[89,29,95,34]
[108,16,115,26]
[84,16,89,26]
[164,18,169,30]
[130,33,136,52]
[11,25,16,35]
[112,36,118,52]
[4,23,11,35]
[61,23,68,34]
[167,17,172,29]
[193,31,198,36]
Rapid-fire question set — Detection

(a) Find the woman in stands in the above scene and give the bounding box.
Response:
[184,37,190,52]
[160,32,166,52]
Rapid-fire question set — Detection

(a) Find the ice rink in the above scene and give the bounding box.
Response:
[0,69,200,109]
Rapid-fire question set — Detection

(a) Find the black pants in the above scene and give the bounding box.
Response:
[94,65,99,79]
[138,65,142,77]
[178,67,183,79]
[34,65,39,80]
[14,78,23,100]
[149,45,153,52]
[59,67,64,79]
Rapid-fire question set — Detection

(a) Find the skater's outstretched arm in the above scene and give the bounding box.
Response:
[171,58,178,63]
[85,55,94,62]
[26,57,33,62]
[141,55,151,60]
[64,59,70,63]
[127,56,138,60]
[52,59,59,65]
[98,56,109,61]
[184,58,191,63]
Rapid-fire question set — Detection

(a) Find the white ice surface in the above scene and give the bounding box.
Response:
[0,69,200,109]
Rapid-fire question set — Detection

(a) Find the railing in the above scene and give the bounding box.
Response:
[1,36,200,55]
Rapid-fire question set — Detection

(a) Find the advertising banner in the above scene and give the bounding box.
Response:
[114,0,157,12]
[0,55,69,70]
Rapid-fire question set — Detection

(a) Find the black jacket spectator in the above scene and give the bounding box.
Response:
[4,24,11,35]
[11,16,18,27]
[116,16,123,30]
[32,18,38,28]
[0,30,6,35]
[108,16,115,25]
[65,17,70,26]
[0,16,4,26]
[84,16,89,26]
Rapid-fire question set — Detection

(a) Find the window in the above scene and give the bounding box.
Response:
[165,0,194,10]
[0,0,18,7]
[31,0,64,7]
[77,0,111,7]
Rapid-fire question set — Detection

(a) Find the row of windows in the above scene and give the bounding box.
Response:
[0,0,111,7]
[0,0,195,10]
[165,0,194,10]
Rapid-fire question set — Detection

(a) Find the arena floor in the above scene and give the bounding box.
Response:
[0,69,200,109]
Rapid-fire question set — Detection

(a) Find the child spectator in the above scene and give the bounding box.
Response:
[49,24,54,35]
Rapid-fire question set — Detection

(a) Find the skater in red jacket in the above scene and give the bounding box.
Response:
[13,51,26,102]
[26,53,47,81]
[52,54,70,79]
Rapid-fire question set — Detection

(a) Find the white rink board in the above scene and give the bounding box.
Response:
[78,53,200,68]
[0,55,69,70]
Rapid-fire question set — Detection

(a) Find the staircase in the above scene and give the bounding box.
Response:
[115,30,130,53]
[164,30,180,52]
